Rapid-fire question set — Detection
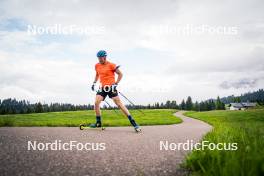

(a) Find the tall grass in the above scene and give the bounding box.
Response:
[184,109,264,176]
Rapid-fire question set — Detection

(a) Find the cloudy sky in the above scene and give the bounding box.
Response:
[0,0,263,105]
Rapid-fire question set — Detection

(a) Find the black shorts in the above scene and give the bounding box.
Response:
[96,86,118,99]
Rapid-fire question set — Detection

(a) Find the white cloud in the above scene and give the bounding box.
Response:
[0,50,94,104]
[0,0,264,104]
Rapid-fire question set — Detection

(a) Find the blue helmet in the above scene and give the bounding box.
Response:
[97,50,107,57]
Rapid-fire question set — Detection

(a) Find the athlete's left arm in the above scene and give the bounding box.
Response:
[115,68,123,84]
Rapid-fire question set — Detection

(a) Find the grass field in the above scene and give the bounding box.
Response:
[0,109,181,127]
[183,109,264,176]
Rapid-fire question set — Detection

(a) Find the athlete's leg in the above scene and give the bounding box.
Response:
[112,96,130,116]
[112,96,139,128]
[95,94,104,116]
[91,94,104,127]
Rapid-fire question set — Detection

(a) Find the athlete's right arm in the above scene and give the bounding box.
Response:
[91,71,99,91]
[93,71,99,83]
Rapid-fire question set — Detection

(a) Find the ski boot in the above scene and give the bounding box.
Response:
[134,125,142,133]
[89,122,102,128]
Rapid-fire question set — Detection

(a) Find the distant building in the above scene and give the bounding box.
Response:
[229,102,257,110]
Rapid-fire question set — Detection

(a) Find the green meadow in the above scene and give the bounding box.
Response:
[0,109,181,127]
[183,109,264,176]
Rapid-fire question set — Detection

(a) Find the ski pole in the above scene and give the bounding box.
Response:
[118,91,145,115]
[103,99,121,116]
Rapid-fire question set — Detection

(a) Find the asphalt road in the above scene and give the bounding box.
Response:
[0,111,212,176]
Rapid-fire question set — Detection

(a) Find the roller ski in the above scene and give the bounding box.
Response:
[79,122,105,131]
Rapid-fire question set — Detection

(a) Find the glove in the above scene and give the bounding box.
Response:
[91,82,96,91]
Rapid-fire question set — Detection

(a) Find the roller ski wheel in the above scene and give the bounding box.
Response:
[79,124,85,130]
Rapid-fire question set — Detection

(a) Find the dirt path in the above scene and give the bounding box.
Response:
[0,111,212,176]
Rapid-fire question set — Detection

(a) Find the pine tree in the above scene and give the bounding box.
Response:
[165,100,171,109]
[216,96,225,110]
[193,101,199,111]
[180,99,186,110]
[35,102,44,113]
[171,100,178,109]
[186,96,193,110]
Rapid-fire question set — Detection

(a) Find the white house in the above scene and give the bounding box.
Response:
[229,102,257,110]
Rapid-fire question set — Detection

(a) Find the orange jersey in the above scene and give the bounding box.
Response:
[95,61,117,86]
